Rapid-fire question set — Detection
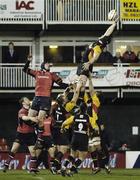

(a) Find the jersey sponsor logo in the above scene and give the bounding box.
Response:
[75,119,87,122]
[37,76,49,79]
[74,130,87,134]
[56,110,62,115]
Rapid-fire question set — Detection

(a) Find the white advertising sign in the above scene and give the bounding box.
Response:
[0,0,44,23]
[126,151,140,168]
[50,66,140,87]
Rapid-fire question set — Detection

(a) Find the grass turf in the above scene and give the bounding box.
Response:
[0,169,140,180]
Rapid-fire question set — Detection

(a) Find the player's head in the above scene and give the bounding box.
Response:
[97,35,112,48]
[41,62,52,71]
[19,97,30,109]
[56,93,67,105]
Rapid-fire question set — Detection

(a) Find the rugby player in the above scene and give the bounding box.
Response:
[87,76,111,174]
[23,56,68,148]
[3,97,38,173]
[60,100,97,176]
[35,114,55,172]
[49,87,73,174]
[71,17,119,104]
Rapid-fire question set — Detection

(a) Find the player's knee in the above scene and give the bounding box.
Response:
[29,147,36,156]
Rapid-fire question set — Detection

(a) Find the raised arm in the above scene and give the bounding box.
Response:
[22,55,32,73]
[22,115,38,123]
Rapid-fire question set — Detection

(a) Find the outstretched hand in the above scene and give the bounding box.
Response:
[27,55,32,61]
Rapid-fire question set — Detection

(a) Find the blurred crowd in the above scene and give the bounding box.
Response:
[2,41,140,64]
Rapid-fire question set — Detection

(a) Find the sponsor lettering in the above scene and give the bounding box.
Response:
[123,2,137,8]
[125,69,140,78]
[16,1,34,10]
[92,70,108,79]
[126,81,140,86]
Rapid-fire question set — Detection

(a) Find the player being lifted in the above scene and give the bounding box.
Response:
[71,16,119,104]
[23,57,68,149]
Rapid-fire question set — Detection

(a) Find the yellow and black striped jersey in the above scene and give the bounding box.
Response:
[62,113,98,133]
[88,45,102,63]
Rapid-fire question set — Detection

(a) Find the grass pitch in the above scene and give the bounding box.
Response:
[0,169,140,180]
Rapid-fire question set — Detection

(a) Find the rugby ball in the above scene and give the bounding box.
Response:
[108,9,117,21]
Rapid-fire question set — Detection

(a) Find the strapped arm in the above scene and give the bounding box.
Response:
[23,60,30,73]
[23,55,32,73]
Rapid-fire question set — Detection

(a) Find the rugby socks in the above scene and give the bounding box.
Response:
[36,150,49,169]
[68,155,75,163]
[62,159,70,170]
[68,155,79,173]
[54,152,64,171]
[75,158,82,168]
[91,151,99,169]
[4,152,15,167]
[30,156,37,172]
[50,159,61,171]
[98,150,106,168]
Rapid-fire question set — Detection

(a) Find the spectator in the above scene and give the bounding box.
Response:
[3,41,19,63]
[136,51,140,63]
[122,45,137,63]
[97,47,114,63]
[113,51,123,63]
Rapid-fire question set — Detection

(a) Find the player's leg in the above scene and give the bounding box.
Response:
[28,96,39,117]
[49,146,59,175]
[26,132,38,173]
[34,98,51,150]
[91,150,100,174]
[74,151,87,170]
[99,147,111,174]
[89,139,102,174]
[3,141,20,172]
[71,75,87,104]
[69,134,88,175]
[28,145,38,173]
[53,145,68,175]
[67,149,77,175]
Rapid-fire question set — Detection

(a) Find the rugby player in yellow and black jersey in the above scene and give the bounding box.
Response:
[72,18,119,104]
[60,100,98,176]
[86,76,111,174]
